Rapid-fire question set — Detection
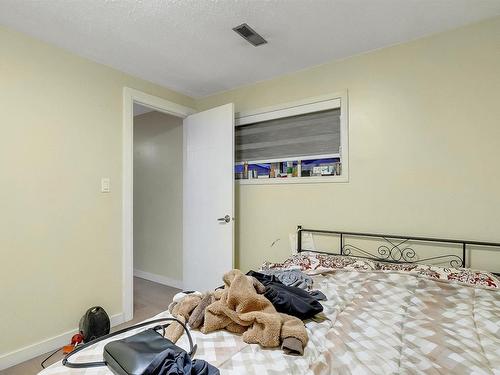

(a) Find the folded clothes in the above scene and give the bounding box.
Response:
[247,271,323,320]
[259,269,313,290]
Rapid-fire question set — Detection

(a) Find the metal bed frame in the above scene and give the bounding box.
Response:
[297,226,500,274]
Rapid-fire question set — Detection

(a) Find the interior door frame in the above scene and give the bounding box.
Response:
[122,87,195,321]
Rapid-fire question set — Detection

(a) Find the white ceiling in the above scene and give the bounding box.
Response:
[1,1,499,98]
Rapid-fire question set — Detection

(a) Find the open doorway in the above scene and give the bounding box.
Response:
[122,88,196,321]
[131,103,183,321]
[122,88,234,322]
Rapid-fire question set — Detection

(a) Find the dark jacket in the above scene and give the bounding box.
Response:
[247,271,323,320]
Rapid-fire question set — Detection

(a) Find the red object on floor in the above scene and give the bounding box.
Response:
[63,333,84,354]
[71,333,84,345]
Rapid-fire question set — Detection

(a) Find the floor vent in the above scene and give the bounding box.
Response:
[233,23,267,46]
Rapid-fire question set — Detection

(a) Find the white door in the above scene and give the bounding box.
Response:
[183,103,234,291]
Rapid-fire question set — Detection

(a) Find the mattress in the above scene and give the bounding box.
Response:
[39,253,500,374]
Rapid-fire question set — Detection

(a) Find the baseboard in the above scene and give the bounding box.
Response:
[0,313,125,371]
[134,269,183,289]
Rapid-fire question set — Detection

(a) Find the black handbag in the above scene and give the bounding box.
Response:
[104,328,189,375]
[63,317,197,375]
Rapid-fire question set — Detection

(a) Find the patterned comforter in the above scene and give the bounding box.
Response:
[40,254,500,375]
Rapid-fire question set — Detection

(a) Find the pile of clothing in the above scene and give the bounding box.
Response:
[248,269,325,320]
[165,268,324,356]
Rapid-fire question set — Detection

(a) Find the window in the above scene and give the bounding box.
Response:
[234,93,348,184]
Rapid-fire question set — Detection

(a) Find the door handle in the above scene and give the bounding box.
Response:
[217,215,231,223]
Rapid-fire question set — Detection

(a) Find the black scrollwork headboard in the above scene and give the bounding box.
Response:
[296,226,500,273]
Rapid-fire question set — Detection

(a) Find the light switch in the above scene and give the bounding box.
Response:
[101,178,110,193]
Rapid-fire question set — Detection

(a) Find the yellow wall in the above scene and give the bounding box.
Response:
[0,26,194,355]
[197,17,500,272]
[134,111,183,281]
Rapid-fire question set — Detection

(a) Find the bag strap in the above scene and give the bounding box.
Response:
[62,317,197,369]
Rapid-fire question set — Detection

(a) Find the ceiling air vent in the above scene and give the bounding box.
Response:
[233,23,267,46]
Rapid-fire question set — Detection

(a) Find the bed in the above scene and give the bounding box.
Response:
[39,228,500,374]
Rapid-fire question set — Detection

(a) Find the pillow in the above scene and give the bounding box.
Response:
[262,252,500,289]
[261,251,376,272]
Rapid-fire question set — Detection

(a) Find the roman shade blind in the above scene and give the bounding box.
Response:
[235,108,341,162]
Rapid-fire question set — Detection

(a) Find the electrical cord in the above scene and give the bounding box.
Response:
[41,346,62,369]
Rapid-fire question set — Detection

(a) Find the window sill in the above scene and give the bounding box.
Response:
[236,175,348,185]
